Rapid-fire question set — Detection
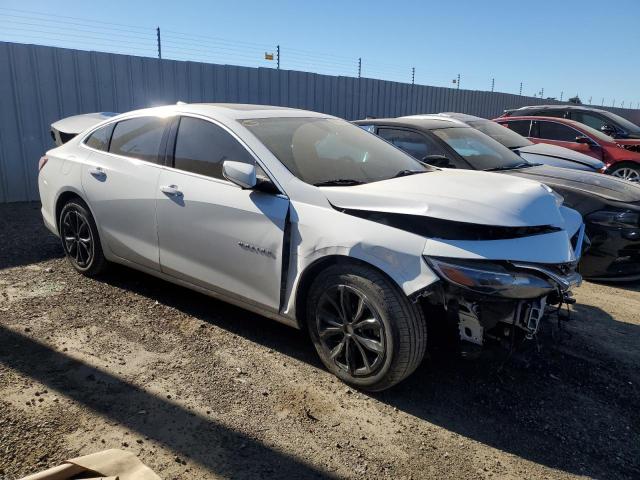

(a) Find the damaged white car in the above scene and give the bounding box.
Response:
[38,104,584,391]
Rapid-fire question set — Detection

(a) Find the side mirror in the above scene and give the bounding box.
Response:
[600,124,616,136]
[422,154,455,168]
[575,136,593,145]
[222,161,257,189]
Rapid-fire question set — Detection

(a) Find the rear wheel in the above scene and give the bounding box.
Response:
[610,163,640,182]
[306,263,427,391]
[58,199,107,276]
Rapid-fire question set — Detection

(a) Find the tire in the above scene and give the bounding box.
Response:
[306,263,427,392]
[58,198,107,276]
[609,163,640,183]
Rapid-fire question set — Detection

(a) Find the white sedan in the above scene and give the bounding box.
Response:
[38,103,583,391]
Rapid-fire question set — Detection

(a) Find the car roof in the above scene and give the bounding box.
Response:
[108,103,333,122]
[355,116,470,131]
[509,104,610,114]
[436,112,486,122]
[496,115,587,128]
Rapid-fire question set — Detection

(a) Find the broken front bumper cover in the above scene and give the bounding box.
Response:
[427,256,582,300]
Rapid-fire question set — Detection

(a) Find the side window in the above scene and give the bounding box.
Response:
[503,120,531,137]
[358,124,375,133]
[174,117,255,180]
[538,121,581,142]
[572,112,608,131]
[377,128,446,160]
[84,124,114,151]
[109,117,166,162]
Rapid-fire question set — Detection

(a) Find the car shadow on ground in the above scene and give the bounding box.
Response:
[0,202,63,270]
[96,265,640,480]
[0,324,336,479]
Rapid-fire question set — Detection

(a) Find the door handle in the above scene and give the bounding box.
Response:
[160,185,183,197]
[88,167,106,178]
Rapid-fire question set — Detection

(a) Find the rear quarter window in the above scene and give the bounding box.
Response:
[84,124,114,151]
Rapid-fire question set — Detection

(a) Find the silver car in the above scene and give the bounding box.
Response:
[38,103,583,391]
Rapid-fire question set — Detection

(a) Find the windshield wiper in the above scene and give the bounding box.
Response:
[314,179,365,187]
[393,169,428,178]
[485,162,534,172]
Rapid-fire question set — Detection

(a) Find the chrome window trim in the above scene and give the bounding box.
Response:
[79,111,288,197]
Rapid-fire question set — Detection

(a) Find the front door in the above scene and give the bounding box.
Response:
[156,115,289,311]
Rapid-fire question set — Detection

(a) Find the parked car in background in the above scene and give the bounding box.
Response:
[436,112,605,172]
[50,112,118,146]
[355,115,640,280]
[39,104,584,390]
[494,116,640,182]
[500,105,640,148]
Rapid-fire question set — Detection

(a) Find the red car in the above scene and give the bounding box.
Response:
[494,116,640,182]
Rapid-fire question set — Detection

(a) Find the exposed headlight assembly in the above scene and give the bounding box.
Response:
[427,257,555,299]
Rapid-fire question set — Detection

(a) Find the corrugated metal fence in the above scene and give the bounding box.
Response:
[1,41,639,203]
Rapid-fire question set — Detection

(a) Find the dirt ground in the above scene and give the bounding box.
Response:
[0,202,639,480]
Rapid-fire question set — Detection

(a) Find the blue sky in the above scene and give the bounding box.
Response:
[1,0,638,107]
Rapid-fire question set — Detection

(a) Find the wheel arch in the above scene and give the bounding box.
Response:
[54,189,88,230]
[294,254,410,330]
[607,160,640,175]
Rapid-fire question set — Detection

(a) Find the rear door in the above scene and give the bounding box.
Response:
[156,115,289,311]
[81,116,170,271]
[533,120,603,160]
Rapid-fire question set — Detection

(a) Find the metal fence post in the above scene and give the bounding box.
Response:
[412,67,415,85]
[276,45,280,70]
[358,57,361,78]
[456,73,460,90]
[156,27,161,59]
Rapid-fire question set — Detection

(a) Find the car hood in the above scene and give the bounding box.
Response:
[321,169,567,228]
[517,143,604,169]
[502,165,640,203]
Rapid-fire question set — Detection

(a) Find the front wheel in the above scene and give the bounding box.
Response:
[58,199,107,276]
[610,163,640,182]
[306,263,427,391]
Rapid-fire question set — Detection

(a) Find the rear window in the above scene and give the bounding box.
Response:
[468,120,532,149]
[109,117,167,163]
[84,124,113,151]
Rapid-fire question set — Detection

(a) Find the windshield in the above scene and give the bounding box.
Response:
[242,117,432,185]
[575,121,620,142]
[468,120,533,149]
[601,111,640,134]
[431,127,531,171]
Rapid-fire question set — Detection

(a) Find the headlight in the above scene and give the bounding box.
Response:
[427,257,555,299]
[586,210,640,228]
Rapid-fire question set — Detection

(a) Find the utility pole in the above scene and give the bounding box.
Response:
[156,27,161,59]
[612,99,615,107]
[456,73,460,90]
[519,82,523,96]
[358,58,361,78]
[411,67,415,85]
[560,91,563,101]
[491,78,494,92]
[541,87,544,98]
[276,45,280,70]
[588,96,592,104]
[622,101,625,108]
[601,98,604,106]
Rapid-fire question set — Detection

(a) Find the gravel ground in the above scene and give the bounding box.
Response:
[1,202,639,480]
